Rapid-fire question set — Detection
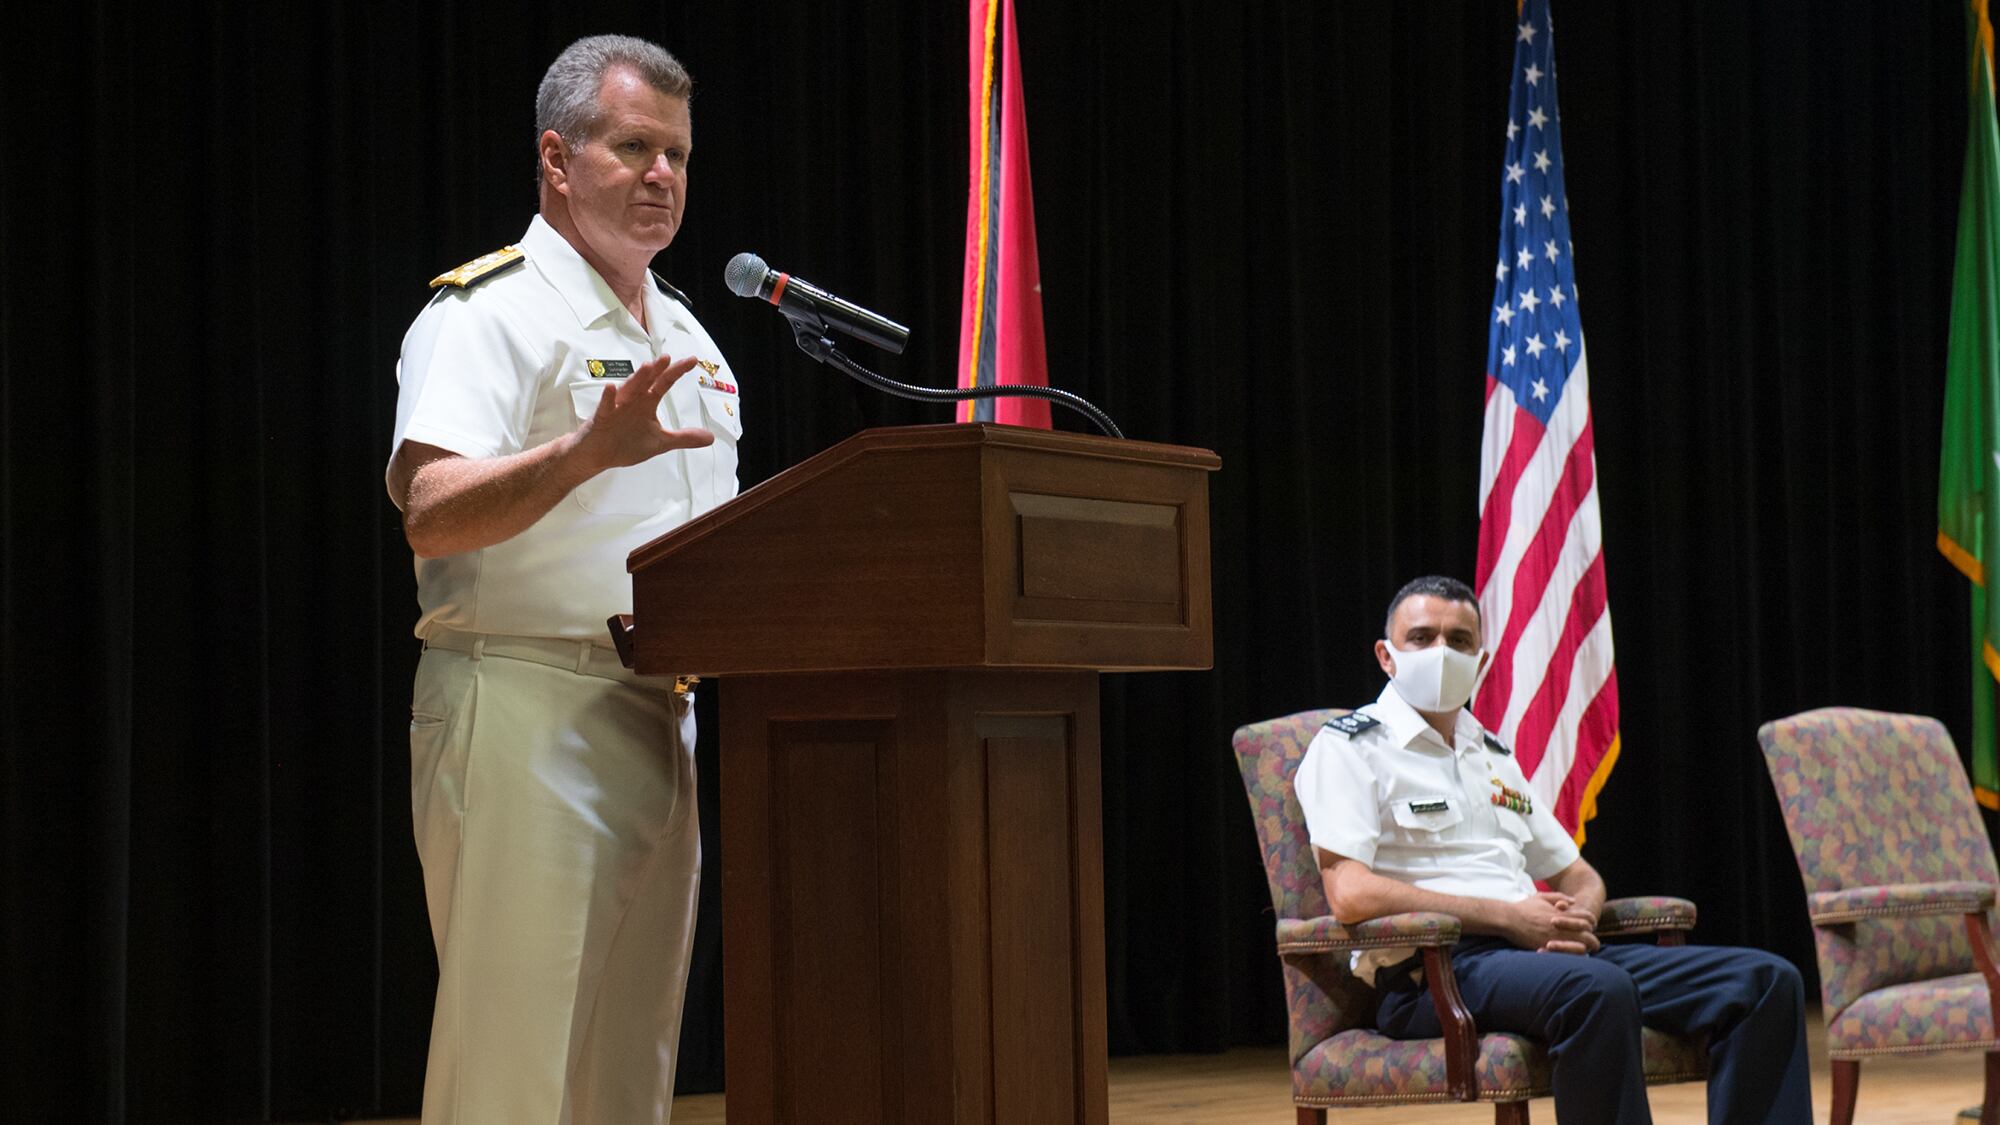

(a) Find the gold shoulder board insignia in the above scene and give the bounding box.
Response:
[429,245,526,290]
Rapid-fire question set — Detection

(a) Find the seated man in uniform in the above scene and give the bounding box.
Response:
[1293,575,1812,1125]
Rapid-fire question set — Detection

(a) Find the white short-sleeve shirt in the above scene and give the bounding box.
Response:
[388,215,742,640]
[1292,682,1582,982]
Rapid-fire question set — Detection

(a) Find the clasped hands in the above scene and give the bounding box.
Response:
[574,353,716,471]
[1506,890,1600,955]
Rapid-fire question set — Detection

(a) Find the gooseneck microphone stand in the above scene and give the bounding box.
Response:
[786,315,1125,440]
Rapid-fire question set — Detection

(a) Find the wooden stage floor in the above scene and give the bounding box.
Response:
[358,1009,1991,1123]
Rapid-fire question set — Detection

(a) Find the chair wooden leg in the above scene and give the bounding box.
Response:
[1984,1050,2000,1125]
[1829,1058,1859,1125]
[1494,1100,1531,1125]
[1294,1108,1326,1125]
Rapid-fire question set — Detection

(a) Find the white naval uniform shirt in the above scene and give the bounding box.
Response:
[387,215,742,640]
[1292,682,1581,984]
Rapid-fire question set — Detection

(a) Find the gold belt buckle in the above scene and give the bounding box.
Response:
[673,675,701,695]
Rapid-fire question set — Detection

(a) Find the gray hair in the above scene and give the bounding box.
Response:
[535,34,692,181]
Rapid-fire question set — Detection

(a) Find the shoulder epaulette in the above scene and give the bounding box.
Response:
[429,246,525,290]
[1322,712,1380,737]
[1483,732,1513,756]
[651,270,693,311]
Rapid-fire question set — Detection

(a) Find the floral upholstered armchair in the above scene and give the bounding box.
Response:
[1232,709,1709,1125]
[1757,707,2000,1125]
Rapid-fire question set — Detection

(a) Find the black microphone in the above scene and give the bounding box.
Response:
[724,252,910,354]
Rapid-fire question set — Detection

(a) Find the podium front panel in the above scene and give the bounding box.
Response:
[720,670,1107,1125]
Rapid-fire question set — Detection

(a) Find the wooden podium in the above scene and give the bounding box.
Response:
[621,423,1218,1124]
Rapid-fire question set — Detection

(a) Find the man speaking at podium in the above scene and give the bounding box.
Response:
[383,34,741,1125]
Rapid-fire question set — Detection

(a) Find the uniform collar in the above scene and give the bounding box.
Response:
[1368,682,1483,755]
[520,215,688,338]
[642,270,692,338]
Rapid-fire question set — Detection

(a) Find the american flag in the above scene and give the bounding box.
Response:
[1471,0,1620,842]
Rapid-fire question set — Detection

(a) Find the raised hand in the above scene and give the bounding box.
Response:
[574,353,716,472]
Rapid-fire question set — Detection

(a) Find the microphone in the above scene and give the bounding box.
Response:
[724,252,910,354]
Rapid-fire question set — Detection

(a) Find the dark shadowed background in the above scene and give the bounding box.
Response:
[2,0,1985,1119]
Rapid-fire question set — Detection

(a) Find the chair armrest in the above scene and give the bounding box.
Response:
[1275,912,1481,1101]
[1274,911,1462,955]
[1597,896,1697,937]
[1806,881,1997,925]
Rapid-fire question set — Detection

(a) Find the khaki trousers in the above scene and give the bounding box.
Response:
[409,633,700,1125]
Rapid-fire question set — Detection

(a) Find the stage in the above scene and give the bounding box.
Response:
[344,1007,1991,1124]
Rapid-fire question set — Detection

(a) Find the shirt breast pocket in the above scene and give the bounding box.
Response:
[1495,806,1535,845]
[696,386,742,441]
[566,381,668,515]
[1390,797,1465,837]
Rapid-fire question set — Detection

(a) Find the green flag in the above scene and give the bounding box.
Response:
[1941,0,2000,808]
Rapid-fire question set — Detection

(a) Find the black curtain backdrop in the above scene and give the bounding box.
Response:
[3,0,1988,1119]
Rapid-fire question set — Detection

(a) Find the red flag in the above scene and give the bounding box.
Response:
[958,0,1051,427]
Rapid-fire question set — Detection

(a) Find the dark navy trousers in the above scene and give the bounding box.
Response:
[1376,938,1812,1125]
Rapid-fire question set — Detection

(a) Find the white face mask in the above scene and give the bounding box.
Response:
[1384,641,1483,713]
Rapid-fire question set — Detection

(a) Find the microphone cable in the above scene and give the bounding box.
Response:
[785,318,1124,440]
